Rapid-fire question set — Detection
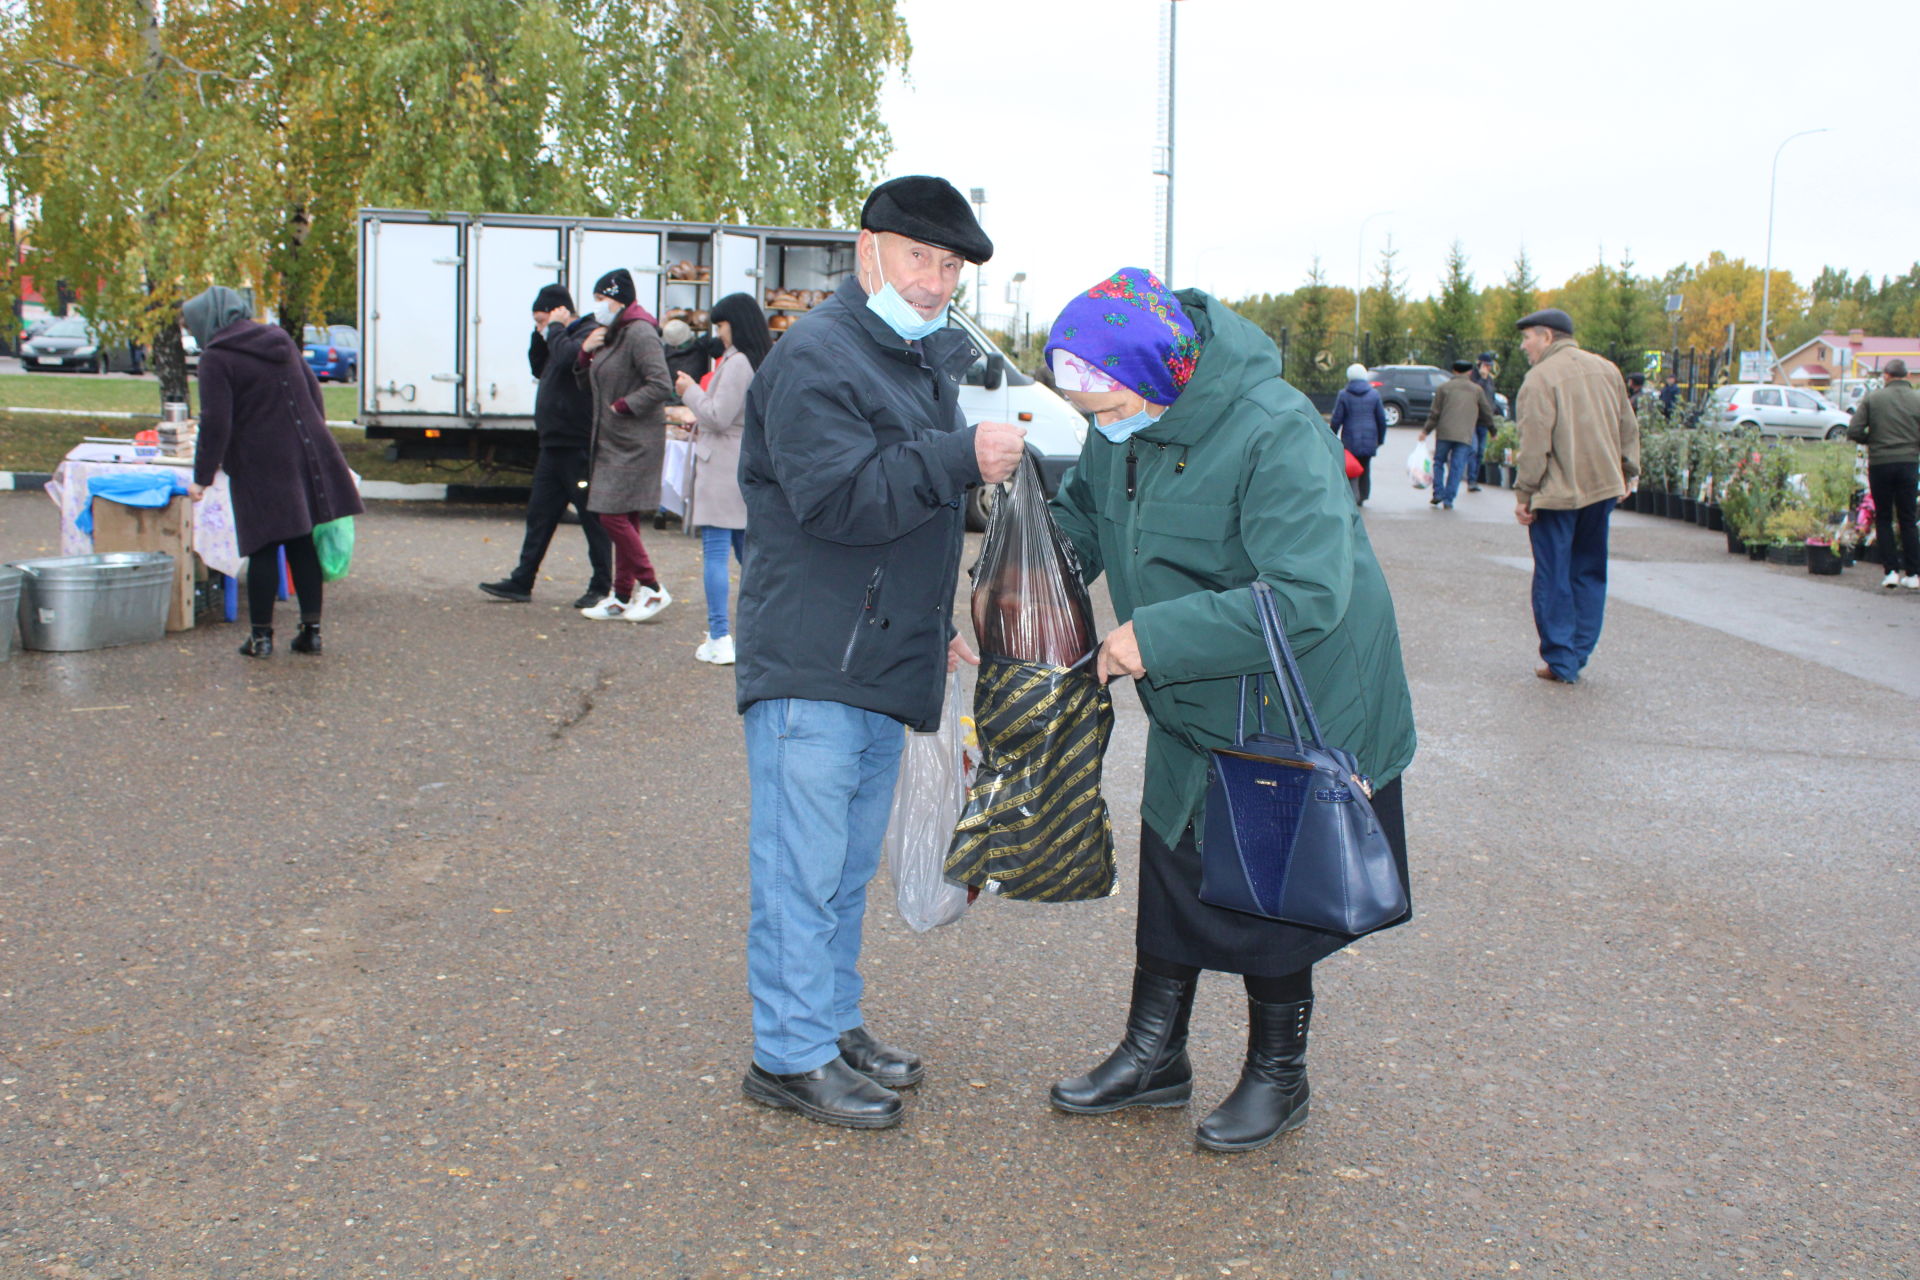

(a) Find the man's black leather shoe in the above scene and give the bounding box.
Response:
[838,1026,924,1088]
[741,1056,903,1129]
[572,589,606,608]
[479,579,532,602]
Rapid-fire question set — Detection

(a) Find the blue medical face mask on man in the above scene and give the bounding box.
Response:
[862,261,948,341]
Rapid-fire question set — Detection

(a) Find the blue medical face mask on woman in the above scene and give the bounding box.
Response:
[1095,405,1158,443]
[862,262,948,341]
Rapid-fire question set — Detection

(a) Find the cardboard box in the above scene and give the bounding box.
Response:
[91,494,195,631]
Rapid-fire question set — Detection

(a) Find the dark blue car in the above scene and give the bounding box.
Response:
[303,325,358,382]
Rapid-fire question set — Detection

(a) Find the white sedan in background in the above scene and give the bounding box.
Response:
[1710,384,1852,439]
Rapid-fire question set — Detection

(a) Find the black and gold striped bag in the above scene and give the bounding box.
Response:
[943,655,1116,902]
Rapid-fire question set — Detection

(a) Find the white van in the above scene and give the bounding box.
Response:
[356,208,1085,523]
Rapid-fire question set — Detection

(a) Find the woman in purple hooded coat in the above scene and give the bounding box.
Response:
[186,286,364,658]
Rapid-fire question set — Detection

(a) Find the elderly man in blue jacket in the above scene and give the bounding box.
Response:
[733,176,1027,1129]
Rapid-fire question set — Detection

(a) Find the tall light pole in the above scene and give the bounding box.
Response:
[968,187,987,321]
[1759,127,1828,380]
[1354,210,1393,361]
[1152,2,1180,285]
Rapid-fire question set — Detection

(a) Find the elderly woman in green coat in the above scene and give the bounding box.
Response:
[1042,268,1416,1152]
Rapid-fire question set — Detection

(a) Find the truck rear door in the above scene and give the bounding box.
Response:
[466,222,566,420]
[712,231,762,306]
[574,227,664,320]
[363,218,463,417]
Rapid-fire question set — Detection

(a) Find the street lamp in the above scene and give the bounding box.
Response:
[1759,127,1828,380]
[968,187,987,321]
[1006,271,1028,351]
[1354,210,1394,361]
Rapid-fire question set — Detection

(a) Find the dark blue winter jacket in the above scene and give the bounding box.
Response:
[1329,378,1387,457]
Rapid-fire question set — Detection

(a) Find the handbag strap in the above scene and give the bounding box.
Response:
[1250,581,1328,752]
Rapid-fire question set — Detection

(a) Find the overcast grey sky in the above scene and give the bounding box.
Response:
[878,0,1915,331]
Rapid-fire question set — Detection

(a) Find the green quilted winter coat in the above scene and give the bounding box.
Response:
[1049,290,1417,849]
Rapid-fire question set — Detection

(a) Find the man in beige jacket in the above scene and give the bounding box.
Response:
[1511,308,1639,684]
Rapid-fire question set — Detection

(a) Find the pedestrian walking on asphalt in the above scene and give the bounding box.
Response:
[478,284,613,608]
[1419,358,1493,510]
[734,175,1024,1130]
[1044,267,1417,1153]
[1470,351,1500,490]
[1511,307,1640,684]
[576,268,673,622]
[668,292,771,665]
[184,286,365,659]
[1329,361,1386,504]
[1846,358,1920,589]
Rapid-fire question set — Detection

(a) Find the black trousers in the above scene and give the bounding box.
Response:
[509,445,612,594]
[1868,461,1919,576]
[248,533,323,627]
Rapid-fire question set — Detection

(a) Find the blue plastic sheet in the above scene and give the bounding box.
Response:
[78,471,191,536]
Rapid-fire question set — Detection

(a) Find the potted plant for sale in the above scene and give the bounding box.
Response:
[1763,505,1823,565]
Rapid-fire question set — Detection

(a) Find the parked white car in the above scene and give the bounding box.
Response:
[1709,384,1852,439]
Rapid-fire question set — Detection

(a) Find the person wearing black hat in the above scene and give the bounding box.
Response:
[478,284,613,606]
[733,175,1027,1130]
[1511,308,1640,684]
[1418,358,1494,509]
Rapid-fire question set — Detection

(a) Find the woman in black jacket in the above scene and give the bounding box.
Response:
[186,287,364,657]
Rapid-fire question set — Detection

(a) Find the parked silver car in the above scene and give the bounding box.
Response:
[1709,384,1851,440]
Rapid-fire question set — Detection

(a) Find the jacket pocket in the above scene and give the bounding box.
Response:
[839,563,888,674]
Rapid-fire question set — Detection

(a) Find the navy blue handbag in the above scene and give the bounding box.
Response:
[1197,581,1407,936]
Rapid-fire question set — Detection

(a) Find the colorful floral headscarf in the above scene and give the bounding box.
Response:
[1043,267,1201,407]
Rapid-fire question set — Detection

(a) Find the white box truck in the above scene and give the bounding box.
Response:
[356,208,1087,524]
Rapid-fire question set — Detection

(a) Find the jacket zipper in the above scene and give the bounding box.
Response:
[840,565,884,673]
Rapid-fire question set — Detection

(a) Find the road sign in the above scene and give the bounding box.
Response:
[1738,351,1768,382]
[1643,350,1663,375]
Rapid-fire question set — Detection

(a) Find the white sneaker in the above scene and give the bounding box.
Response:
[1883,571,1902,588]
[623,584,671,622]
[694,634,716,662]
[1903,575,1920,590]
[705,633,735,665]
[580,593,631,619]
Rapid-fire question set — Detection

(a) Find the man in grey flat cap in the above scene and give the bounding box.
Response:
[733,175,1027,1129]
[1511,307,1639,684]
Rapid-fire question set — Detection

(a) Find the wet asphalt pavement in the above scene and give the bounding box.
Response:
[2,435,1916,1280]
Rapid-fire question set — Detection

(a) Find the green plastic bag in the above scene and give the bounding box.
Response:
[313,516,355,583]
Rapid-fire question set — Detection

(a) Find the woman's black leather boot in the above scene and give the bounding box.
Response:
[1195,997,1312,1152]
[290,621,321,654]
[1049,966,1196,1114]
[238,627,273,658]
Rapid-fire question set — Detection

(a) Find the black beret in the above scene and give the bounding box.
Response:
[1451,358,1474,373]
[592,269,636,306]
[1515,307,1574,336]
[860,176,993,264]
[532,283,574,313]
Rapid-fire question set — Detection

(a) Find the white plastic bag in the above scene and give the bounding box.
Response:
[885,672,975,932]
[1407,436,1434,489]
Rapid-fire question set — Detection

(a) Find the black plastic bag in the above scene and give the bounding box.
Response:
[944,454,1116,902]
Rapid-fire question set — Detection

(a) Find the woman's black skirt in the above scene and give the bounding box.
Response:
[1136,777,1408,976]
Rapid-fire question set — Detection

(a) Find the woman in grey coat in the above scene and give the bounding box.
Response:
[668,292,769,666]
[575,269,674,621]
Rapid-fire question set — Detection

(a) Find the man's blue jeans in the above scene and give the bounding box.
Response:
[743,698,905,1073]
[1528,498,1617,682]
[1435,440,1476,505]
[701,526,745,639]
[1471,424,1491,484]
